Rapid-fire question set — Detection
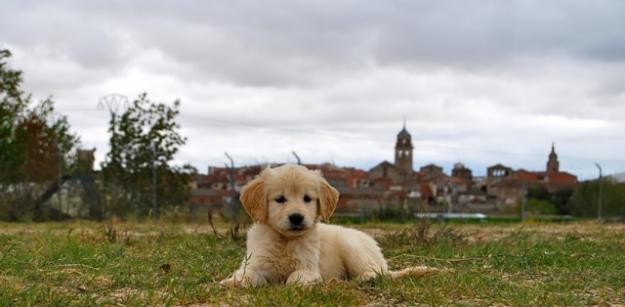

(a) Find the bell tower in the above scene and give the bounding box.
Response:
[547,143,559,173]
[394,121,413,174]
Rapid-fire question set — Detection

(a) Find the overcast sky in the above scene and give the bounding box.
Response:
[2,1,625,179]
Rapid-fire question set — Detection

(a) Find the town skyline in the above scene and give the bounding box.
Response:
[189,124,579,216]
[196,124,581,180]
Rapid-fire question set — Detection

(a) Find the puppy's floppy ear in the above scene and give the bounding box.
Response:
[239,175,267,223]
[318,178,339,221]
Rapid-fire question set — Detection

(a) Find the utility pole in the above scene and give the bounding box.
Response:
[449,185,457,214]
[98,94,129,164]
[98,94,129,126]
[49,113,64,215]
[97,94,129,216]
[521,181,527,223]
[595,163,603,223]
[56,138,64,214]
[224,152,236,218]
[225,152,235,188]
[152,143,158,221]
[225,152,235,200]
[292,151,301,165]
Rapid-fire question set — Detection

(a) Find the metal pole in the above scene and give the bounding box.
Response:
[225,152,235,191]
[98,94,129,139]
[152,143,158,221]
[49,113,64,216]
[98,94,129,216]
[57,139,63,214]
[98,94,129,115]
[595,163,603,223]
[224,152,236,216]
[292,151,301,165]
[521,181,527,223]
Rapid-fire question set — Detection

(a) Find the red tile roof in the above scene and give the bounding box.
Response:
[546,172,577,184]
[510,169,577,186]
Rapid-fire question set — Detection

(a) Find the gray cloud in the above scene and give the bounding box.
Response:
[6,1,625,85]
[1,0,625,179]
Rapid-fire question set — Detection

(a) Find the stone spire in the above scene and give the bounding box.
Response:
[547,142,559,173]
[395,122,413,173]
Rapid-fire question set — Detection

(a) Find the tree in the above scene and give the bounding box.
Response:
[101,93,195,218]
[0,49,80,220]
[0,49,28,183]
[569,179,625,218]
[551,187,574,215]
[16,99,79,182]
[526,184,574,215]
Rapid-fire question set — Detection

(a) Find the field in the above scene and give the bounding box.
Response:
[0,220,624,306]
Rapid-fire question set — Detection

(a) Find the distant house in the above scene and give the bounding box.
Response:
[420,164,443,177]
[486,144,578,207]
[452,163,473,181]
[369,161,401,187]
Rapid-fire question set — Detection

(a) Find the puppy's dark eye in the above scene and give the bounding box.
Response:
[303,195,312,203]
[275,196,287,204]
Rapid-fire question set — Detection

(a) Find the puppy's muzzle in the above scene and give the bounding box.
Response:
[288,213,305,230]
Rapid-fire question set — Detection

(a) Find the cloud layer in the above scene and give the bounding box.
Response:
[2,0,624,178]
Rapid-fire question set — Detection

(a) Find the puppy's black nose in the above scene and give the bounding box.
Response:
[289,213,304,226]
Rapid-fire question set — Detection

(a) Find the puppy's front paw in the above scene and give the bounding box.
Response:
[220,271,266,288]
[286,270,322,286]
[219,276,238,287]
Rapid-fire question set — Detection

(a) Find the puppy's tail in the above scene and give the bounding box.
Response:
[387,266,444,279]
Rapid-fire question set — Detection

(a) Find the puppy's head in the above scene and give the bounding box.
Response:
[239,164,339,237]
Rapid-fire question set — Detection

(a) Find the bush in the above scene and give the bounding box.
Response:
[526,198,557,215]
[569,179,625,217]
[526,185,574,215]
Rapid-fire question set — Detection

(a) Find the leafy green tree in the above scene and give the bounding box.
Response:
[101,93,195,218]
[0,49,28,183]
[526,185,574,215]
[551,187,574,215]
[569,179,625,218]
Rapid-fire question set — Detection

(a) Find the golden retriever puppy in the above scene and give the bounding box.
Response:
[220,164,438,287]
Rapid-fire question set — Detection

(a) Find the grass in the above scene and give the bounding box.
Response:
[332,214,585,225]
[0,220,624,306]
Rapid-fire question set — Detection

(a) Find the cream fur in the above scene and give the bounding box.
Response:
[220,164,438,287]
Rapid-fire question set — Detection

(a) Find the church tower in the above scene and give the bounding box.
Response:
[547,143,559,173]
[394,122,414,173]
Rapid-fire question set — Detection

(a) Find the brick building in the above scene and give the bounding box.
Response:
[486,144,578,207]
